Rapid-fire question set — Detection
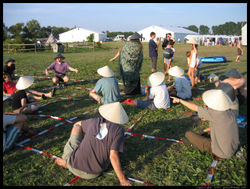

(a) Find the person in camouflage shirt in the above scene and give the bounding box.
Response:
[118,32,143,95]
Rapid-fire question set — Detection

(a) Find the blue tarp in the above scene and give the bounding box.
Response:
[200,56,227,63]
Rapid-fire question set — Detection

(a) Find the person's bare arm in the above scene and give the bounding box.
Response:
[68,67,78,73]
[110,51,120,62]
[45,68,50,76]
[110,150,131,186]
[170,96,198,112]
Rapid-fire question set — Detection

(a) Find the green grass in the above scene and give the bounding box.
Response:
[3,42,247,186]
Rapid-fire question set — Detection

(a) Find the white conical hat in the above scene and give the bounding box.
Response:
[98,102,129,124]
[148,72,165,87]
[97,65,114,77]
[202,89,233,111]
[16,76,34,90]
[185,36,199,44]
[168,66,184,77]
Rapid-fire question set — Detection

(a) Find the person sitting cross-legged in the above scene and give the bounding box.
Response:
[55,102,131,186]
[89,65,121,104]
[171,89,240,159]
[45,53,78,88]
[125,72,171,110]
[167,66,192,100]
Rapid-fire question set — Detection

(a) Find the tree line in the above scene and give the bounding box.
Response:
[184,21,246,35]
[3,19,246,45]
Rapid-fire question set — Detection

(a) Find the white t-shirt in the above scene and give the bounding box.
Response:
[189,51,197,68]
[149,82,171,110]
[174,76,192,99]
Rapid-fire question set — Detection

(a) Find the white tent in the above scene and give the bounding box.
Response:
[59,27,107,43]
[137,25,198,42]
[241,24,247,46]
[45,33,57,46]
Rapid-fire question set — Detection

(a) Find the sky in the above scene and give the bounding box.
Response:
[3,3,247,32]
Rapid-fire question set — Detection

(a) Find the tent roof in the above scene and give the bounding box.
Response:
[138,25,198,34]
[59,27,101,36]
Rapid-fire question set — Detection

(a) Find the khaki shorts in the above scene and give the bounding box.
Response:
[62,134,100,179]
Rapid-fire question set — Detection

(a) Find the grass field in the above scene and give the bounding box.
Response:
[3,42,247,186]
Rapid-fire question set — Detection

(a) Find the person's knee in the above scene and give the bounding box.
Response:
[63,76,69,83]
[52,77,58,83]
[185,131,193,140]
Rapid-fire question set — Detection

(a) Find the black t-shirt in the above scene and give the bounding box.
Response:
[162,39,175,49]
[12,90,29,110]
[69,117,125,174]
[3,64,16,76]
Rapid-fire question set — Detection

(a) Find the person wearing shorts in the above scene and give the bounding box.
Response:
[235,37,243,63]
[149,32,161,73]
[45,53,79,88]
[55,102,131,186]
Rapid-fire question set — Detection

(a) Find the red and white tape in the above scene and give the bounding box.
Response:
[202,156,220,186]
[126,110,148,132]
[31,114,75,124]
[125,132,183,144]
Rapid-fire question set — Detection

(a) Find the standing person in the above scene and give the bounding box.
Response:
[125,72,171,110]
[3,96,36,153]
[186,37,198,88]
[171,89,240,159]
[149,32,161,73]
[45,53,79,88]
[89,65,121,104]
[235,37,243,62]
[168,66,192,100]
[215,68,247,106]
[163,41,175,81]
[118,32,143,95]
[162,33,175,50]
[55,102,131,186]
[4,58,16,80]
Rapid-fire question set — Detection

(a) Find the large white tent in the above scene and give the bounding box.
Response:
[241,23,247,46]
[59,27,107,43]
[137,25,198,42]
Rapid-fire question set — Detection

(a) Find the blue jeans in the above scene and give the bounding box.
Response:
[134,99,157,109]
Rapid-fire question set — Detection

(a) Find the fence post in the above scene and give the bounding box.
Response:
[8,44,10,54]
[34,43,37,53]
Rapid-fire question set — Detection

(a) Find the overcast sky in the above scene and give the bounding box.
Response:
[3,3,247,32]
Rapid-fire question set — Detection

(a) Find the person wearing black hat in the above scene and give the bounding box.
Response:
[215,68,247,106]
[45,53,79,88]
[4,58,16,80]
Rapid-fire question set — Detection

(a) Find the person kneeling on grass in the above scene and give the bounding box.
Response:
[3,96,36,153]
[125,72,170,110]
[167,66,192,100]
[55,102,131,186]
[4,57,16,80]
[45,53,79,88]
[171,89,240,159]
[89,65,121,104]
[12,76,55,114]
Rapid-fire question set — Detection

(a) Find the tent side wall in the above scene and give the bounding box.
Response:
[138,26,173,42]
[242,24,247,46]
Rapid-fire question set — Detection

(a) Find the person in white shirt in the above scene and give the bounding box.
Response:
[168,66,192,100]
[125,72,170,110]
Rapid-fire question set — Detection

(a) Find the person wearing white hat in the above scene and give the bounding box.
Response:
[168,66,192,100]
[125,72,170,110]
[186,36,199,88]
[3,96,36,153]
[171,89,240,159]
[55,102,131,186]
[89,65,121,104]
[45,53,79,88]
[11,76,40,114]
[215,68,247,106]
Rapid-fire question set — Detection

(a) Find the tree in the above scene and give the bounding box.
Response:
[87,33,94,42]
[211,21,246,35]
[39,26,52,38]
[199,25,210,34]
[184,25,198,33]
[3,23,8,41]
[8,22,24,38]
[26,19,41,39]
[52,26,70,39]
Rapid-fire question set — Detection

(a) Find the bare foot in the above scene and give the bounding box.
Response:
[55,157,68,168]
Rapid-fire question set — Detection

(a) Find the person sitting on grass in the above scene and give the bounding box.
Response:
[45,53,79,88]
[4,57,16,80]
[55,102,131,186]
[3,73,55,99]
[167,66,192,100]
[89,65,121,104]
[215,68,247,106]
[3,96,36,153]
[171,89,240,159]
[125,72,170,110]
[12,76,55,114]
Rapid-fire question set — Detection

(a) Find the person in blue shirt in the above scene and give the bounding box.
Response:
[149,32,161,73]
[89,65,121,104]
